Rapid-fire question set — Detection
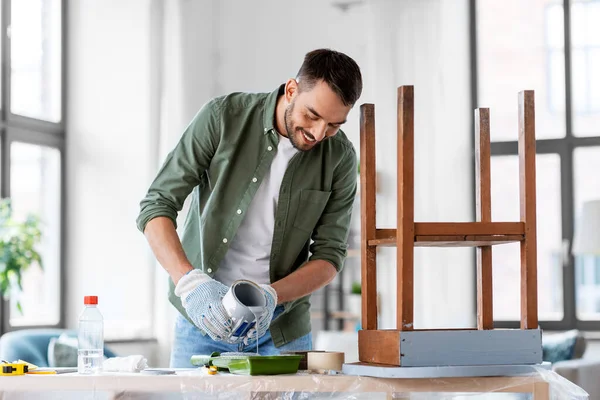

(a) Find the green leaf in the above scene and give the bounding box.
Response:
[0,277,9,297]
[0,198,44,303]
[16,301,23,315]
[0,198,12,222]
[15,269,22,291]
[36,253,44,271]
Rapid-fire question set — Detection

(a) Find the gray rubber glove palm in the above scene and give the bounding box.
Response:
[175,270,240,344]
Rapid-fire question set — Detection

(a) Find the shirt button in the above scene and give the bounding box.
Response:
[222,238,228,243]
[207,268,212,273]
[267,146,273,151]
[237,209,242,214]
[252,177,257,183]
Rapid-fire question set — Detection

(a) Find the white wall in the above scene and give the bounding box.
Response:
[165,0,368,146]
[67,0,156,342]
[363,0,474,329]
[67,0,474,365]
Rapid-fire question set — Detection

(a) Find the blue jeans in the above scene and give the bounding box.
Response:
[170,305,312,368]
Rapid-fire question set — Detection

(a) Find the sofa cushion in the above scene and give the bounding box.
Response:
[48,333,79,367]
[543,329,587,363]
[0,328,67,367]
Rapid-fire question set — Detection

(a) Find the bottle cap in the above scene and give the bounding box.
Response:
[84,296,98,305]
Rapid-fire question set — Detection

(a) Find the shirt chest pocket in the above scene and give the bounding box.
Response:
[293,189,331,233]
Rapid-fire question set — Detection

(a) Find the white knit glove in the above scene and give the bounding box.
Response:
[175,270,240,344]
[244,284,277,345]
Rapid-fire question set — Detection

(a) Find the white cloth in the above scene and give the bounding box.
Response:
[102,355,148,373]
[215,133,298,286]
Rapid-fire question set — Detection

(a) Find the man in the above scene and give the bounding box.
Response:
[136,48,362,367]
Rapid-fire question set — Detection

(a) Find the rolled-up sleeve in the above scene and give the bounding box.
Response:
[309,146,358,271]
[136,99,221,233]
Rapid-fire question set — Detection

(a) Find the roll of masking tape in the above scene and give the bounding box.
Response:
[306,351,345,372]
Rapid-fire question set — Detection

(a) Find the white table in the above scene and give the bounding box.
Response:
[0,368,587,399]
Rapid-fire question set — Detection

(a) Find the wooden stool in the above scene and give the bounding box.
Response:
[358,86,541,367]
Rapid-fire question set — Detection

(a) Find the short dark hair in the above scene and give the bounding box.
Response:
[296,49,363,107]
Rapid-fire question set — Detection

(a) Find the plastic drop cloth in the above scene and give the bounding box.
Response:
[0,366,587,400]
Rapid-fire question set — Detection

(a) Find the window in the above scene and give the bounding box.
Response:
[490,155,563,321]
[474,0,600,330]
[0,0,65,333]
[547,1,600,124]
[477,0,566,142]
[571,1,600,136]
[573,146,600,320]
[10,0,62,122]
[9,142,61,326]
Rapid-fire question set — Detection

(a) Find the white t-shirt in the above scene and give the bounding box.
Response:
[214,134,299,286]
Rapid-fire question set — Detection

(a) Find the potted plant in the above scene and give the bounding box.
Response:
[347,281,362,317]
[0,198,43,313]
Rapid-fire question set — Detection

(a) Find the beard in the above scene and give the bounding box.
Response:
[284,101,316,152]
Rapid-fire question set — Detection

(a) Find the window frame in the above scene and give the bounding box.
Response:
[0,0,67,334]
[470,0,600,331]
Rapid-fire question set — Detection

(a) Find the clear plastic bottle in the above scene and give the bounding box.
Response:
[77,295,104,374]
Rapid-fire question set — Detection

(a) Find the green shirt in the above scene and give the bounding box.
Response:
[136,85,358,346]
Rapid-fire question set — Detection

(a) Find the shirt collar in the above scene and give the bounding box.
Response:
[263,84,285,134]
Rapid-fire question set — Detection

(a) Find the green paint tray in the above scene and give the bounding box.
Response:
[210,354,303,376]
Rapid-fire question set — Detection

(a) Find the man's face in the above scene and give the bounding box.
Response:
[283,79,352,152]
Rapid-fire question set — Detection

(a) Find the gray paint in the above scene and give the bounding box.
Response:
[343,361,551,379]
[399,329,542,367]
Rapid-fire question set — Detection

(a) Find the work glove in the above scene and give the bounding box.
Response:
[244,284,277,345]
[175,269,240,344]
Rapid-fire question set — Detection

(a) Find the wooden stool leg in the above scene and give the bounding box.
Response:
[360,104,378,331]
[533,381,550,400]
[475,108,493,329]
[397,86,415,331]
[518,90,538,329]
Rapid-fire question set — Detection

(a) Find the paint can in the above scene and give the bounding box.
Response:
[222,279,267,342]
